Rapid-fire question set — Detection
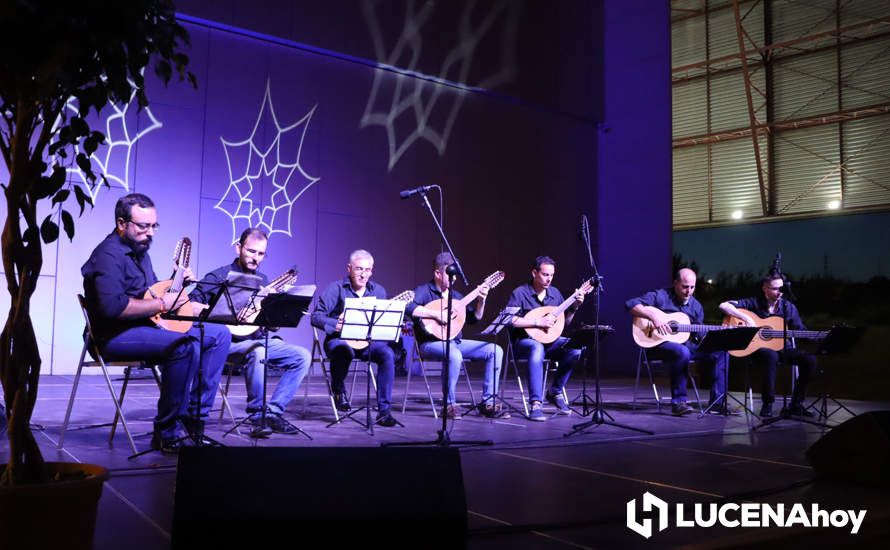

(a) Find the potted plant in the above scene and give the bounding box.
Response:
[0,0,195,545]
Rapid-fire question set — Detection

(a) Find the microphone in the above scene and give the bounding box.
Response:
[579,214,590,243]
[399,185,435,199]
[772,251,782,275]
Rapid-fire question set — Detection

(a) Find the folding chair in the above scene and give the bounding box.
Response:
[632,347,704,413]
[502,342,566,417]
[304,327,376,421]
[401,339,476,418]
[59,295,159,454]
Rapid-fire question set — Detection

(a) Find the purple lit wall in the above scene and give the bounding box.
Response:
[1,1,671,375]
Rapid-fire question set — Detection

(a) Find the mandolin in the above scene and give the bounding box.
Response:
[723,308,829,357]
[523,278,595,344]
[145,237,194,333]
[419,270,506,341]
[228,266,299,337]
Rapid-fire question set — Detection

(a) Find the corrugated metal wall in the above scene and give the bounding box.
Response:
[672,0,890,228]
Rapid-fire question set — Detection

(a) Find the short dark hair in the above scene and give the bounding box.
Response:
[434,252,454,270]
[533,256,556,271]
[239,227,268,246]
[762,270,785,286]
[114,193,154,221]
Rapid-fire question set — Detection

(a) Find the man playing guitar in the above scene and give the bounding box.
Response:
[407,253,505,418]
[310,249,400,427]
[718,271,816,418]
[507,256,584,421]
[81,193,231,453]
[190,227,311,434]
[626,268,728,416]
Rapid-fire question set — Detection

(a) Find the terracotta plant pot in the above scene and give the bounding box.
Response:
[0,462,109,550]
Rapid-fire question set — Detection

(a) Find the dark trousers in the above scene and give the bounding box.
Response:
[749,347,816,405]
[646,342,726,405]
[324,338,395,414]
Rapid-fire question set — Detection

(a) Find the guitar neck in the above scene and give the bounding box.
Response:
[759,329,829,339]
[673,323,726,334]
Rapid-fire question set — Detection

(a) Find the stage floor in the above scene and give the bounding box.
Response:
[7,370,890,548]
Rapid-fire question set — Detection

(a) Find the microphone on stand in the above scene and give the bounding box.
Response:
[399,185,436,199]
[772,251,782,275]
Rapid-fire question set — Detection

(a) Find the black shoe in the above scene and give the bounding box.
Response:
[671,402,693,416]
[482,403,510,419]
[376,412,398,427]
[333,392,351,412]
[787,403,815,418]
[759,403,774,418]
[150,433,191,454]
[265,413,301,434]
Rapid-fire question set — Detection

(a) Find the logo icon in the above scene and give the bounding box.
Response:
[626,491,669,539]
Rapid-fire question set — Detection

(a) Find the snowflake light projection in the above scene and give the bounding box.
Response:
[361,0,518,171]
[215,80,319,244]
[54,84,162,203]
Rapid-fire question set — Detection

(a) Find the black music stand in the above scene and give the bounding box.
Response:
[463,306,521,419]
[129,277,252,459]
[565,323,615,417]
[805,326,864,421]
[697,327,759,418]
[223,291,314,440]
[329,297,406,434]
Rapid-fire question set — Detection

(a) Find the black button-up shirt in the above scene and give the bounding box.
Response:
[407,281,480,344]
[506,282,566,340]
[311,278,388,338]
[625,288,705,345]
[81,231,159,340]
[728,295,807,330]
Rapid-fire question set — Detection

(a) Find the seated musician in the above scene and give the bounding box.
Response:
[310,249,400,427]
[507,256,584,421]
[406,253,505,418]
[81,193,231,453]
[626,268,728,416]
[190,228,311,434]
[718,271,816,418]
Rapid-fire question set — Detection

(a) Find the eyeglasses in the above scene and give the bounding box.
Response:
[127,220,160,231]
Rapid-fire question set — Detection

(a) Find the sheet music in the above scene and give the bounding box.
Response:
[341,297,407,342]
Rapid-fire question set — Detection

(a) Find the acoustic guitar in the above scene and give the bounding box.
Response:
[723,308,829,357]
[228,267,299,337]
[344,290,415,350]
[419,270,506,341]
[631,310,730,348]
[145,237,194,333]
[523,278,596,344]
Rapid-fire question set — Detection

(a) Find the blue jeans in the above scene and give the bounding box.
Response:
[324,338,395,414]
[512,336,581,403]
[646,342,726,404]
[418,339,503,405]
[100,323,231,439]
[228,337,312,415]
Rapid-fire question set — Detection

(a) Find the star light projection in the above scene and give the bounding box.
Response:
[54,86,163,203]
[216,80,319,244]
[361,0,519,171]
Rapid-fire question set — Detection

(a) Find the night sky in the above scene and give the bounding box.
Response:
[673,211,890,282]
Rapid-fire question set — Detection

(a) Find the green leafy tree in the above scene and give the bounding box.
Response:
[0,0,195,485]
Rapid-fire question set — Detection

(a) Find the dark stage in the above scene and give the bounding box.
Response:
[18,369,890,548]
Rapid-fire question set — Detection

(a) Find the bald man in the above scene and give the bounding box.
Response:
[626,268,728,416]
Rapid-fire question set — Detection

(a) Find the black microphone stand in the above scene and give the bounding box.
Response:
[565,216,652,437]
[384,187,491,448]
